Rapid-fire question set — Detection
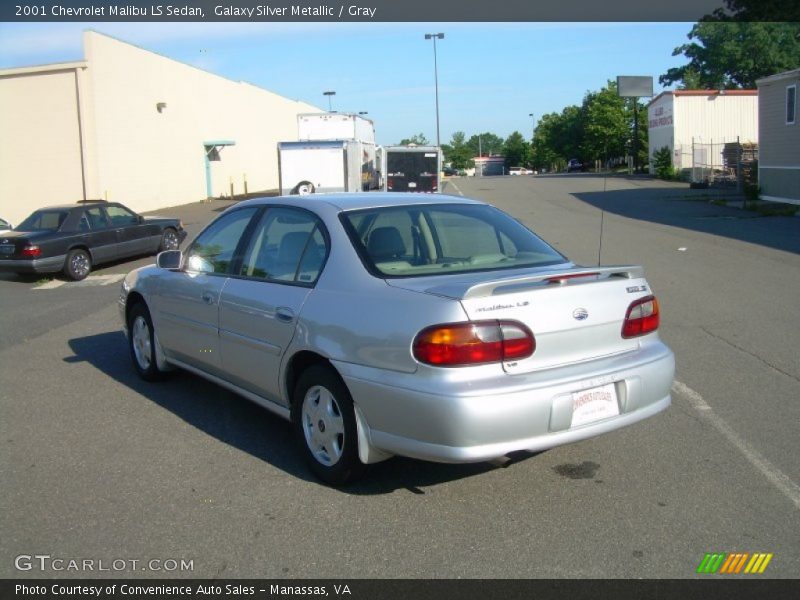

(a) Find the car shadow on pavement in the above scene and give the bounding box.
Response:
[66,331,531,494]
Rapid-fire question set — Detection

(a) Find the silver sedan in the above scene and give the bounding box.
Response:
[120,193,674,485]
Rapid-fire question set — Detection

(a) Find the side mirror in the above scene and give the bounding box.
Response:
[138,215,145,224]
[156,250,182,270]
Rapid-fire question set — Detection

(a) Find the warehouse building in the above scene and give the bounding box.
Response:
[0,31,319,225]
[647,90,758,178]
[756,69,800,205]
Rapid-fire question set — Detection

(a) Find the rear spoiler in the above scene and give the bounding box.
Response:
[428,265,645,300]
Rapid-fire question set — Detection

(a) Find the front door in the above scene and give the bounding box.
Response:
[153,206,260,376]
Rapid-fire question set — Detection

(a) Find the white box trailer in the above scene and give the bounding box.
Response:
[277,140,366,195]
[298,113,379,189]
[298,112,376,143]
[383,145,442,193]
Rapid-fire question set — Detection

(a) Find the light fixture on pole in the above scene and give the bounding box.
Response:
[358,111,368,115]
[323,90,336,112]
[424,33,444,148]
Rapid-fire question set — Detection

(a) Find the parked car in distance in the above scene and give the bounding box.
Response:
[120,193,674,485]
[0,217,12,234]
[566,159,585,173]
[509,167,533,175]
[0,201,186,280]
[442,166,460,176]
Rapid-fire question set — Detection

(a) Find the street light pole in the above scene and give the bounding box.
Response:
[323,90,336,112]
[424,33,444,148]
[528,113,535,140]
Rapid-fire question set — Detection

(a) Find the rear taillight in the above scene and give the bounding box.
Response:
[21,245,41,258]
[622,295,660,338]
[413,320,535,367]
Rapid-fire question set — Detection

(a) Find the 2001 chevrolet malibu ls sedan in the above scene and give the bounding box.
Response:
[119,193,674,485]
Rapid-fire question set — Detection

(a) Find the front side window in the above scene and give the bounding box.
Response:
[342,204,566,277]
[787,84,796,125]
[105,205,138,227]
[185,207,259,275]
[80,207,108,231]
[239,207,327,284]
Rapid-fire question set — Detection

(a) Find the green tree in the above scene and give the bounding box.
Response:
[466,132,504,157]
[444,131,473,169]
[581,83,629,164]
[652,146,675,179]
[399,133,430,145]
[659,22,800,89]
[503,131,531,169]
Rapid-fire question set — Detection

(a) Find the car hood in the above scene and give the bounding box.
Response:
[142,216,178,224]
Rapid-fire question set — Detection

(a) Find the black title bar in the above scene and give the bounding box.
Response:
[4,1,735,23]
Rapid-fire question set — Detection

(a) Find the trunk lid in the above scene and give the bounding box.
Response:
[0,231,45,258]
[389,265,653,374]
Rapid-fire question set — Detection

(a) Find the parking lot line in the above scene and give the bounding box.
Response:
[33,274,125,290]
[672,380,800,511]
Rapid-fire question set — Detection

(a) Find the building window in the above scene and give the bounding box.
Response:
[788,84,797,125]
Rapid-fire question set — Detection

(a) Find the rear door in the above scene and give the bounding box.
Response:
[218,207,328,403]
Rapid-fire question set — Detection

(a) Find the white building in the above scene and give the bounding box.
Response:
[647,90,758,175]
[0,31,319,225]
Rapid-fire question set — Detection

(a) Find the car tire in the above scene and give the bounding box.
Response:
[159,227,180,252]
[64,248,91,281]
[292,364,366,486]
[128,302,166,381]
[291,181,315,195]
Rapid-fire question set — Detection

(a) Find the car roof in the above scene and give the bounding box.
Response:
[27,202,119,212]
[235,193,485,212]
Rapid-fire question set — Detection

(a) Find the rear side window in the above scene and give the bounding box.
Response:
[17,210,70,231]
[185,207,259,275]
[342,203,565,278]
[239,207,327,285]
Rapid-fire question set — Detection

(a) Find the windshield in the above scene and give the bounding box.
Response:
[16,210,70,231]
[342,204,566,278]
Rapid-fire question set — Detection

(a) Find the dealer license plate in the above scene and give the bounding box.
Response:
[570,383,620,427]
[408,182,417,188]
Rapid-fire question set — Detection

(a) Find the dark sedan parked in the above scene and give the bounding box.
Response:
[0,201,186,280]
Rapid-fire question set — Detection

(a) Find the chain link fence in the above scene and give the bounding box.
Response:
[674,137,758,190]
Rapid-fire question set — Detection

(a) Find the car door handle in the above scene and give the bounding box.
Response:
[276,307,295,323]
[201,292,215,305]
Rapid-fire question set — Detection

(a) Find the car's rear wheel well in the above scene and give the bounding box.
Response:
[285,351,335,412]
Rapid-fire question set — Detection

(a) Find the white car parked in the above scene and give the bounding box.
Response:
[509,167,533,175]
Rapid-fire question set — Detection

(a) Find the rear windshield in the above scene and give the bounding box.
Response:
[16,210,70,231]
[342,204,565,278]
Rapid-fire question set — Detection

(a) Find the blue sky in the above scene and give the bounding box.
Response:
[0,22,694,145]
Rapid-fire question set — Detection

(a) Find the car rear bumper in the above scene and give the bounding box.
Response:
[336,341,674,463]
[0,255,65,274]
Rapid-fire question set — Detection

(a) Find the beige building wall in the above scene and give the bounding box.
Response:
[0,31,320,224]
[84,31,319,213]
[0,63,88,225]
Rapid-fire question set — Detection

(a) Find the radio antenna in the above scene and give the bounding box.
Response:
[597,155,608,266]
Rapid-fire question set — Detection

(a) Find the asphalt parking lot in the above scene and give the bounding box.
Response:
[1,176,798,579]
